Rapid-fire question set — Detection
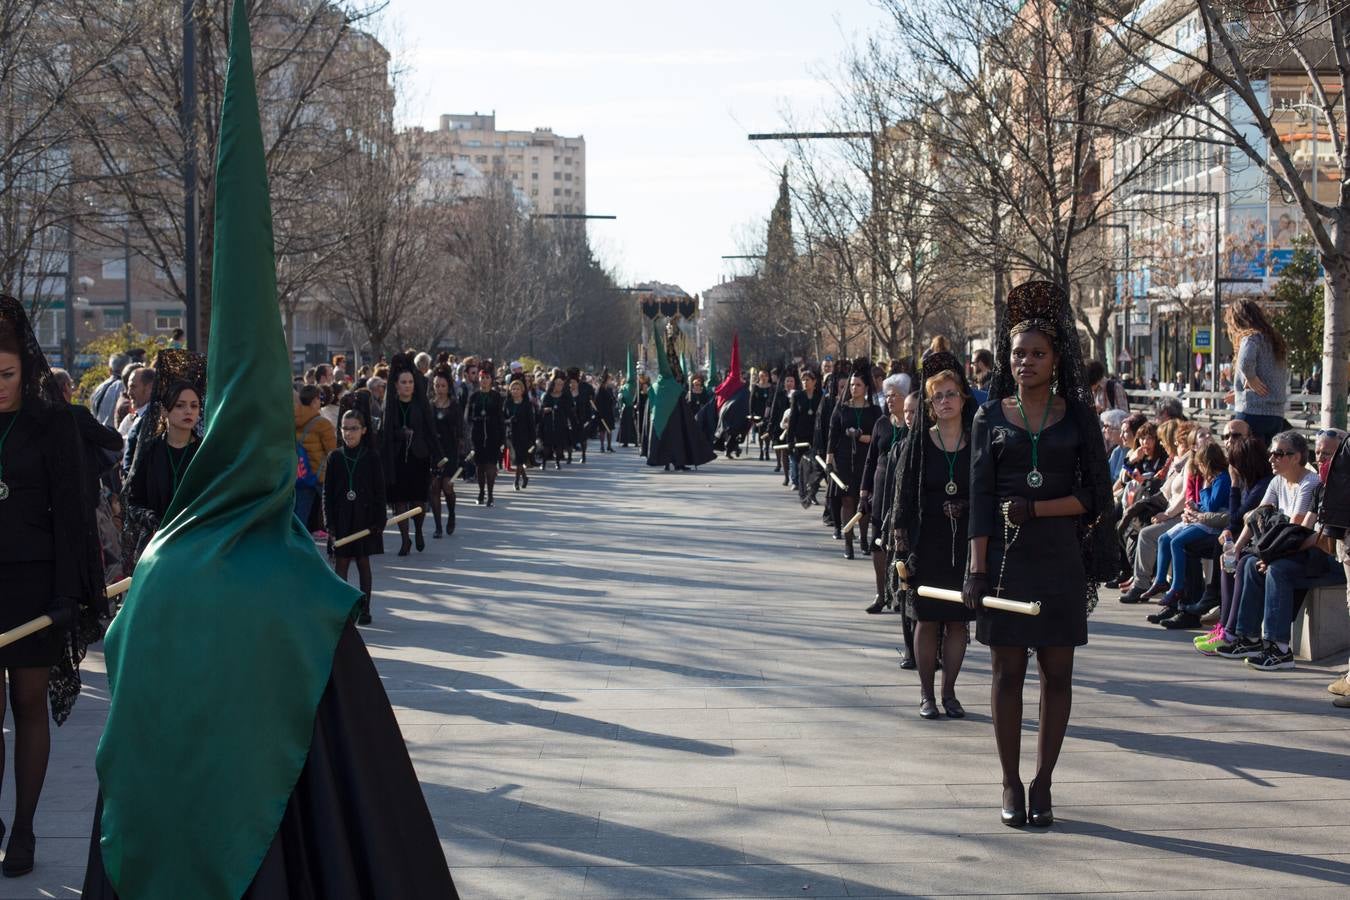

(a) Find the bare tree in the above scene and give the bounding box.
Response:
[67,0,389,349]
[1091,0,1350,424]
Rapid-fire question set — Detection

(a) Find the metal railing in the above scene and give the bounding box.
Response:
[1124,388,1325,433]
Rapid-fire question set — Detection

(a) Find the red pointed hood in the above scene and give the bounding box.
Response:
[714,335,745,409]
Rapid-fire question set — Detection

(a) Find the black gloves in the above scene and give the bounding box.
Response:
[1002,496,1035,526]
[961,572,990,611]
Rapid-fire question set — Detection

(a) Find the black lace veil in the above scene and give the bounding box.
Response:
[987,280,1117,608]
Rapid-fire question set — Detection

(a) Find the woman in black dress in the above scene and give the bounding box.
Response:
[895,352,977,719]
[828,362,882,560]
[503,377,537,490]
[428,367,460,538]
[468,367,505,506]
[540,375,570,470]
[862,375,912,614]
[123,378,203,569]
[324,409,385,624]
[767,372,794,482]
[965,280,1114,828]
[0,296,105,875]
[595,371,617,453]
[749,369,772,460]
[382,354,440,556]
[785,368,823,499]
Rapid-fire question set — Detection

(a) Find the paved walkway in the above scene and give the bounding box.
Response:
[4,448,1350,898]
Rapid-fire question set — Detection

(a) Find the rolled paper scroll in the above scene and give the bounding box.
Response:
[0,615,54,650]
[894,558,910,581]
[107,577,134,598]
[773,443,790,451]
[333,506,426,550]
[917,585,1041,617]
[794,442,812,449]
[843,510,865,533]
[436,457,449,469]
[814,456,847,490]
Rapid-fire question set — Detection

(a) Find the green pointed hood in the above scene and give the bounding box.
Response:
[95,2,359,896]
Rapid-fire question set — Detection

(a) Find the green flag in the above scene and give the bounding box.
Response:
[95,2,359,896]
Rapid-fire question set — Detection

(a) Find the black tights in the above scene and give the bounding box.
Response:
[392,500,424,543]
[915,621,967,702]
[990,645,1075,806]
[429,476,456,533]
[871,547,887,599]
[0,667,51,833]
[476,463,497,499]
[336,554,373,609]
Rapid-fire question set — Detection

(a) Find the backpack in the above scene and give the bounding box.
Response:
[296,416,326,489]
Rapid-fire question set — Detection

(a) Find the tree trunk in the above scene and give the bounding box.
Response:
[1322,240,1350,428]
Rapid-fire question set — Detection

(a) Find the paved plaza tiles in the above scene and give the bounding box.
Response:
[3,449,1349,898]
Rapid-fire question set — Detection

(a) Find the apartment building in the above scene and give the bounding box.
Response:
[406,113,586,214]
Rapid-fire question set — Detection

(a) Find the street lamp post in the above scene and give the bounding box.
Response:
[1132,189,1222,392]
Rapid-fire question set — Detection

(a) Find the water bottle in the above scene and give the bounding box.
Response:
[1221,537,1236,574]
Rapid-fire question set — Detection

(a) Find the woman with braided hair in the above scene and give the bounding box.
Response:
[0,296,106,875]
[965,280,1114,829]
[892,352,976,720]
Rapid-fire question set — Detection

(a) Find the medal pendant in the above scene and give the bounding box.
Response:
[0,480,8,501]
[1026,469,1044,489]
[944,480,957,496]
[346,490,357,501]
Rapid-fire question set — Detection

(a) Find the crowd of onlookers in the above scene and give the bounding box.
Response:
[1092,304,1350,709]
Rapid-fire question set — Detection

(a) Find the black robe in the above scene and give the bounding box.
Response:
[83,622,458,899]
[539,392,570,459]
[467,389,505,459]
[502,398,537,464]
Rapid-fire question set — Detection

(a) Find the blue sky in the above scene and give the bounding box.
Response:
[386,0,887,295]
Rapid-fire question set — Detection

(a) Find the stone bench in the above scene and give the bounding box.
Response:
[1292,585,1350,663]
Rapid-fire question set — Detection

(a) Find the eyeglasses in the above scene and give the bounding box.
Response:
[930,390,962,403]
[1268,450,1294,459]
[1221,432,1240,441]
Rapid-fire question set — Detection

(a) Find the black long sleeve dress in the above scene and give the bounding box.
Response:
[430,400,461,478]
[539,392,570,461]
[864,417,906,536]
[123,435,201,572]
[383,400,441,503]
[503,397,537,465]
[828,401,882,496]
[969,399,1095,647]
[906,433,975,623]
[467,389,505,464]
[323,446,386,558]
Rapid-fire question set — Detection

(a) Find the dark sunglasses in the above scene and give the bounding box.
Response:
[1221,433,1240,441]
[1268,449,1294,459]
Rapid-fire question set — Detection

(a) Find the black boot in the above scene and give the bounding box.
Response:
[446,496,456,536]
[477,487,486,505]
[414,521,425,552]
[844,532,855,560]
[2,826,34,877]
[358,594,372,625]
[486,483,494,507]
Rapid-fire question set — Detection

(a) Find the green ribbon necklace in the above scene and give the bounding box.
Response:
[1013,392,1053,488]
[0,411,18,501]
[933,425,962,496]
[167,440,192,496]
[340,446,364,501]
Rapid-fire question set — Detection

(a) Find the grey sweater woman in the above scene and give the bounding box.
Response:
[1234,332,1287,417]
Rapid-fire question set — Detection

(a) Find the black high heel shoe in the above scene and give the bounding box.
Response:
[1028,779,1054,827]
[397,536,411,557]
[414,531,425,552]
[1001,783,1026,827]
[3,825,34,877]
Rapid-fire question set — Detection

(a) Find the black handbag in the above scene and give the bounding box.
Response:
[1253,521,1313,564]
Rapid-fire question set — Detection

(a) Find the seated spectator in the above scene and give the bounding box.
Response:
[1140,440,1231,616]
[1119,421,1186,598]
[1215,431,1346,670]
[1101,409,1129,482]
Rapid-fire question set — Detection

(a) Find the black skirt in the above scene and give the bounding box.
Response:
[0,561,63,667]
[386,450,431,503]
[83,621,458,899]
[906,443,975,624]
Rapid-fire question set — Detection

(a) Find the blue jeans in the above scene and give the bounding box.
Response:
[295,484,318,531]
[1235,411,1287,443]
[1235,548,1347,645]
[1154,523,1219,591]
[788,451,800,488]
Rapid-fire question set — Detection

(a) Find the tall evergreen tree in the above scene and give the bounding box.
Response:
[1273,236,1324,383]
[765,166,796,279]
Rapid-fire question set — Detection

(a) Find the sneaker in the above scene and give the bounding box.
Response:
[1194,626,1222,646]
[1328,675,1350,696]
[1245,643,1295,671]
[1215,636,1264,659]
